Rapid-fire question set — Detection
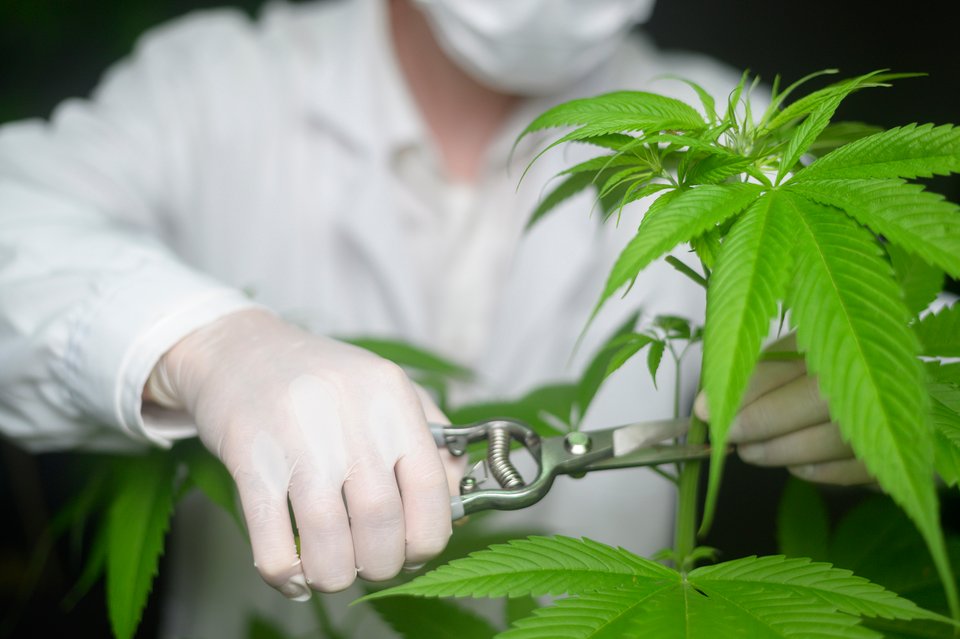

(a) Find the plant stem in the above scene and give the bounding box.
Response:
[668,343,707,573]
[648,465,679,485]
[669,347,683,421]
[673,414,707,574]
[665,256,708,289]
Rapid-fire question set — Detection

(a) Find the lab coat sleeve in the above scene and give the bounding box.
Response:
[0,11,261,451]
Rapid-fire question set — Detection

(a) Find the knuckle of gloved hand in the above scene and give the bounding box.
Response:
[244,492,288,532]
[250,538,301,589]
[790,462,862,486]
[831,474,864,487]
[352,485,404,532]
[292,372,344,410]
[413,457,449,486]
[256,557,300,590]
[790,463,826,484]
[359,550,404,582]
[310,557,357,593]
[361,564,401,583]
[736,442,768,465]
[693,392,710,421]
[363,357,410,390]
[735,402,768,440]
[408,524,451,563]
[804,375,826,405]
[300,485,343,515]
[355,523,405,581]
[299,539,358,591]
[831,464,871,486]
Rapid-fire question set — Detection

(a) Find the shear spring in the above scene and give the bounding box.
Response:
[488,426,524,489]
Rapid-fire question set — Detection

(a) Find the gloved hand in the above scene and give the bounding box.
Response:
[144,309,464,599]
[694,334,872,486]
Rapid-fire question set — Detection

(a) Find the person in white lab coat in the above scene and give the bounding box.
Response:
[0,0,869,635]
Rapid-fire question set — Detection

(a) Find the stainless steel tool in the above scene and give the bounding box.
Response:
[430,417,713,520]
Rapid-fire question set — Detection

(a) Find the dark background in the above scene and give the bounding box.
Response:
[1,1,958,637]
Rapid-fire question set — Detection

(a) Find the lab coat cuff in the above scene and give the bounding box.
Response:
[63,263,261,448]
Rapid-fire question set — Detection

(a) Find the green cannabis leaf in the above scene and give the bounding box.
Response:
[776,478,830,563]
[794,123,960,180]
[887,243,944,316]
[105,451,177,639]
[367,596,498,639]
[827,496,960,618]
[527,170,600,230]
[600,332,657,380]
[504,595,540,629]
[784,195,946,594]
[807,121,884,156]
[929,380,960,487]
[914,303,960,357]
[361,536,675,599]
[245,614,290,639]
[177,438,243,531]
[785,179,960,276]
[700,191,797,516]
[646,338,665,387]
[517,91,705,146]
[343,337,473,380]
[62,521,108,611]
[777,486,960,636]
[364,536,946,638]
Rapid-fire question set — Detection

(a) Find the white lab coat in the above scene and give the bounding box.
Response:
[0,0,743,635]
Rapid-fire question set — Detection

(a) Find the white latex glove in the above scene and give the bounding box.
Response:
[145,309,464,599]
[694,334,873,486]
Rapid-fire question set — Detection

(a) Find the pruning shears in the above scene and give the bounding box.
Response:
[430,418,713,520]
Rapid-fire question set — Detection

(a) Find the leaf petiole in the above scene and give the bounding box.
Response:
[665,255,708,288]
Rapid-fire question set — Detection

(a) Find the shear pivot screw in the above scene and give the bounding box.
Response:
[459,476,479,494]
[564,432,592,455]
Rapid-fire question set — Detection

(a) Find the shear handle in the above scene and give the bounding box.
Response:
[450,429,617,518]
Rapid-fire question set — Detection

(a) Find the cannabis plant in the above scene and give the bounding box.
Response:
[33,70,960,639]
[366,70,960,637]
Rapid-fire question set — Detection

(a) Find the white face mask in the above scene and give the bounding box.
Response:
[411,0,656,95]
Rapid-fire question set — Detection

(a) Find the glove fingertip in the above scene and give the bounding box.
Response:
[693,392,710,421]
